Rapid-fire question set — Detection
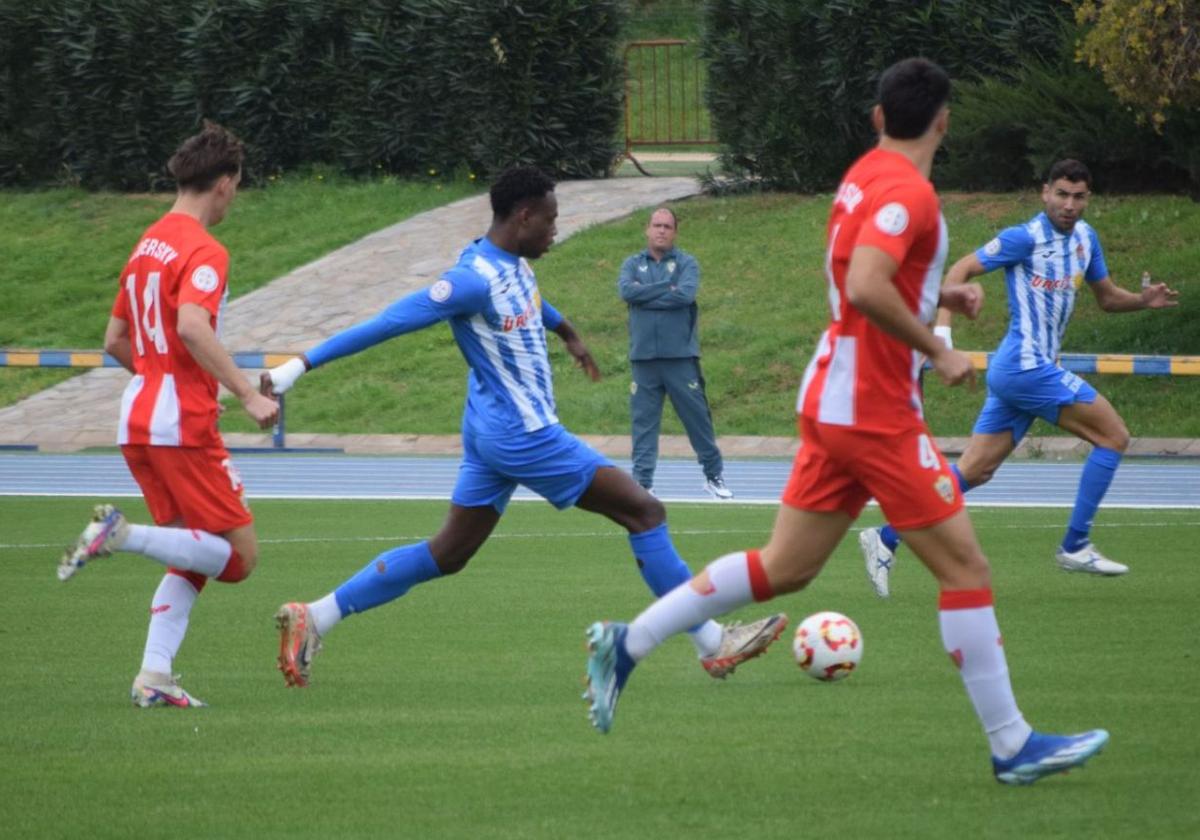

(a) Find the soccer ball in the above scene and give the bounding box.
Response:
[792,611,863,681]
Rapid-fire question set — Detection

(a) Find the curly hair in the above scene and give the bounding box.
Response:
[489,165,555,219]
[167,120,244,192]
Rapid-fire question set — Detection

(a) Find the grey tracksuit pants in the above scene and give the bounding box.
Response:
[629,357,723,488]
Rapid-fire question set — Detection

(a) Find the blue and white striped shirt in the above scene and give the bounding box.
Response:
[305,236,564,437]
[978,212,1109,370]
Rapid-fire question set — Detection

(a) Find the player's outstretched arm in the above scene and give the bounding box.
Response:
[264,274,489,396]
[1090,277,1180,313]
[177,303,279,429]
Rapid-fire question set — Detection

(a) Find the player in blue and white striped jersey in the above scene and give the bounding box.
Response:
[262,166,786,687]
[861,159,1179,592]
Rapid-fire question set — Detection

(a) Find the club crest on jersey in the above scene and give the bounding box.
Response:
[934,474,955,505]
[191,265,220,293]
[984,238,1001,256]
[874,202,909,236]
[666,260,676,273]
[1076,242,1085,261]
[429,279,453,302]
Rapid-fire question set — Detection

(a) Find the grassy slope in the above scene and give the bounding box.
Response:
[1,496,1197,839]
[0,174,481,405]
[226,189,1200,438]
[2,187,1197,437]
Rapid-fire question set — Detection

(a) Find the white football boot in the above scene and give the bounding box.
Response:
[58,504,129,581]
[1055,543,1128,576]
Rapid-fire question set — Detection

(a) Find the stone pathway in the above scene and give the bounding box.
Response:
[0,178,702,452]
[2,174,1194,460]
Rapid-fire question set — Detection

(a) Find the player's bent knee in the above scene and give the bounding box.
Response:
[216,550,255,583]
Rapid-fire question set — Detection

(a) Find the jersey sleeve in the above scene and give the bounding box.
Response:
[540,297,564,331]
[854,182,936,267]
[304,267,490,369]
[1083,226,1109,283]
[975,225,1033,272]
[177,244,230,316]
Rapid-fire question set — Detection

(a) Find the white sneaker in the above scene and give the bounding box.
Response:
[1055,544,1128,576]
[58,504,129,581]
[703,476,734,500]
[131,670,206,708]
[859,527,897,598]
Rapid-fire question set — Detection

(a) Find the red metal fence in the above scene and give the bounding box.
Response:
[623,39,715,175]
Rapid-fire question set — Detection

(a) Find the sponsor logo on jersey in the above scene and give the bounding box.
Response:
[874,202,909,236]
[1029,274,1075,292]
[984,238,1001,256]
[191,265,220,293]
[630,381,638,395]
[429,279,453,302]
[502,296,541,332]
[638,263,648,272]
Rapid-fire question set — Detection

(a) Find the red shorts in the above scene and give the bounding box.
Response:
[781,416,963,531]
[121,444,252,534]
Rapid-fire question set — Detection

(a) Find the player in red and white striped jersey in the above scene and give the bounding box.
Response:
[58,122,278,708]
[584,58,1110,784]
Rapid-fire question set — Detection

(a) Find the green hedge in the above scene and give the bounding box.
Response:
[0,0,626,189]
[701,0,1200,193]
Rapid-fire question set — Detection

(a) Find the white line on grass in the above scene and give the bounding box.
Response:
[4,519,1198,551]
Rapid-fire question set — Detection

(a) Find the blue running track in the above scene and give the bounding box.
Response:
[1,453,1197,508]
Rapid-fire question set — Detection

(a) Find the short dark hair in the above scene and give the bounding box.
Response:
[877,58,951,140]
[490,166,556,219]
[167,120,244,192]
[1046,159,1091,187]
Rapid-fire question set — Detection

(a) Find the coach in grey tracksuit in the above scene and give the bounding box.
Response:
[619,208,731,499]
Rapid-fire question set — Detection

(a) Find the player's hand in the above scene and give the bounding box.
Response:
[1141,282,1179,309]
[929,346,976,388]
[242,390,280,430]
[564,337,601,382]
[261,357,307,395]
[939,282,984,320]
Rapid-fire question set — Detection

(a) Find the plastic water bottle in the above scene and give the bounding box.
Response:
[1141,271,1152,289]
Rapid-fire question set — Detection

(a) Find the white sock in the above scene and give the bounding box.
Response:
[626,551,756,661]
[140,574,199,674]
[121,524,231,577]
[689,621,725,659]
[308,593,343,638]
[939,593,1033,760]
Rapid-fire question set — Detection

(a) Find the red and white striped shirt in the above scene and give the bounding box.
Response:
[111,213,229,448]
[798,148,948,434]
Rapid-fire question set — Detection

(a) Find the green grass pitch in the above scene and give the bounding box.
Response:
[2,497,1197,839]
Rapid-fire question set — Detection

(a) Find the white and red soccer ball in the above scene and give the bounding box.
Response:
[792,611,863,681]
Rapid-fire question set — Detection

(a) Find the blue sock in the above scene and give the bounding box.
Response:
[1062,447,1121,552]
[879,464,972,552]
[628,523,702,633]
[334,541,442,616]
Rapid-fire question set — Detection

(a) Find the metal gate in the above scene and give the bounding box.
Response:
[623,39,715,175]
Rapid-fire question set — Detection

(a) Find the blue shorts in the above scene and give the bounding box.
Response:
[973,363,1098,443]
[452,424,614,513]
